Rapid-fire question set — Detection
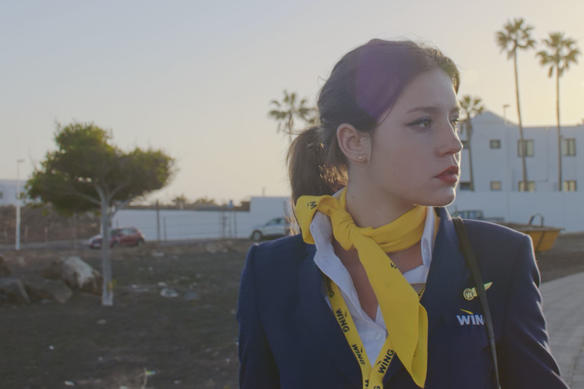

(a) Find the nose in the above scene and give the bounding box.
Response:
[437,121,463,157]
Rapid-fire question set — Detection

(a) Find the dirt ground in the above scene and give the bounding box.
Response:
[0,233,582,389]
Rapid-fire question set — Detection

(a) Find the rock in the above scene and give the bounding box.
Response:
[160,288,179,298]
[41,259,62,280]
[0,256,10,276]
[23,275,73,304]
[152,251,164,258]
[61,256,102,295]
[157,281,167,287]
[129,284,150,293]
[183,290,199,301]
[205,242,228,254]
[0,277,30,304]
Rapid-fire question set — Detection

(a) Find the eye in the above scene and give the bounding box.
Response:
[450,116,461,132]
[407,117,432,129]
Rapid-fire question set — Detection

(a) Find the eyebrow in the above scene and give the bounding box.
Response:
[407,106,460,114]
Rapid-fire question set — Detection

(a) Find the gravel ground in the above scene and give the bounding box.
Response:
[0,233,582,389]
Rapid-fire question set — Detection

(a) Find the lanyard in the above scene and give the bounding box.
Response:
[325,276,425,389]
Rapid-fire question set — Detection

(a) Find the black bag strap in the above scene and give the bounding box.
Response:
[452,217,501,389]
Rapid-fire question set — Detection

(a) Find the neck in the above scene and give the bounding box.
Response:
[334,181,423,271]
[344,181,416,229]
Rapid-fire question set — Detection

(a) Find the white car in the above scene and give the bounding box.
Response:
[250,217,291,241]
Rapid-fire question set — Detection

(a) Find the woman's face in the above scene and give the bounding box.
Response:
[364,68,462,207]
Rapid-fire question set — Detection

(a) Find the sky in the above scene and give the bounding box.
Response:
[2,0,584,205]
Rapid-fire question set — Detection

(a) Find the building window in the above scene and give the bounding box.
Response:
[490,181,502,191]
[490,139,501,149]
[0,191,3,199]
[563,138,576,156]
[459,182,472,191]
[461,140,469,149]
[563,180,577,192]
[518,181,536,192]
[517,139,534,157]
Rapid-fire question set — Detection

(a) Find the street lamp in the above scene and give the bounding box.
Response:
[15,158,25,251]
[502,104,510,125]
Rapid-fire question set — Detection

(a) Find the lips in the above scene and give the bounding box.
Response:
[436,166,459,177]
[435,166,459,185]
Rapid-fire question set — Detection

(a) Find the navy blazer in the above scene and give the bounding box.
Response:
[237,207,568,388]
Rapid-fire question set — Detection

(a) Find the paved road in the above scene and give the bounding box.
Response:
[542,272,584,388]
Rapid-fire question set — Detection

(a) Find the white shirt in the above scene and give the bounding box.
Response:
[309,206,436,365]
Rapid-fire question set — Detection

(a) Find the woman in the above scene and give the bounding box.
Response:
[237,39,568,389]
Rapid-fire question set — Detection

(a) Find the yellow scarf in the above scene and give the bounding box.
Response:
[295,188,428,388]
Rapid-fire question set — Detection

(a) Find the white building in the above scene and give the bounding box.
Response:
[458,111,584,193]
[0,179,26,207]
[450,111,584,232]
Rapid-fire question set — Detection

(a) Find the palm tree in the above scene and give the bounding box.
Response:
[536,32,581,191]
[459,95,485,191]
[172,194,188,209]
[268,90,317,143]
[496,18,536,191]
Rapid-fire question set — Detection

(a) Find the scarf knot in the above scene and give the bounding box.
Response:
[319,196,361,251]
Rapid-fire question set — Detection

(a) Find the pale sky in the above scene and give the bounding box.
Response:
[2,0,583,204]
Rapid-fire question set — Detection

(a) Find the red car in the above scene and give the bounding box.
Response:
[88,227,145,249]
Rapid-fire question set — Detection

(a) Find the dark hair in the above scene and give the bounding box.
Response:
[287,39,460,204]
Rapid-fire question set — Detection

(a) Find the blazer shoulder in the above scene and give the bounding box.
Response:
[460,218,530,245]
[455,218,534,276]
[246,234,312,278]
[242,234,313,313]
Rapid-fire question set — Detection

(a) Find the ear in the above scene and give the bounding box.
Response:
[336,123,371,164]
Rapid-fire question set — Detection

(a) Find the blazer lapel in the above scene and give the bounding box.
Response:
[422,207,471,328]
[296,242,362,387]
[383,207,471,386]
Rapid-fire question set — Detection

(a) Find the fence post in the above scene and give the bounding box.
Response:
[156,200,161,243]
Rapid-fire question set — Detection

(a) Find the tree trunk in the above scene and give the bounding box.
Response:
[288,112,293,144]
[467,120,475,191]
[513,51,529,189]
[100,196,114,306]
[556,71,562,192]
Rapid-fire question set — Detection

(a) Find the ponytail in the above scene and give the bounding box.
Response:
[287,126,346,205]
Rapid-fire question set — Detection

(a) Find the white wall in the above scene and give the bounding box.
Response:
[113,196,291,241]
[449,191,584,232]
